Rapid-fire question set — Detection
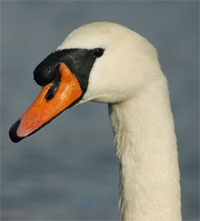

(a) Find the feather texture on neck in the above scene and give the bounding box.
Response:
[109,75,181,221]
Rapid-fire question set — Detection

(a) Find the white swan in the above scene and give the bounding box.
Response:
[9,22,182,221]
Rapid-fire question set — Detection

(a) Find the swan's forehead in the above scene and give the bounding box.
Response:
[57,22,132,50]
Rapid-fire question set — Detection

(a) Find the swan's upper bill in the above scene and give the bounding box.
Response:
[9,22,161,142]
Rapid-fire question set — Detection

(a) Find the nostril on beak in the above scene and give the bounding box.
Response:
[45,72,61,101]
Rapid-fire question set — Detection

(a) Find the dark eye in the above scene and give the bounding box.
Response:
[93,48,104,58]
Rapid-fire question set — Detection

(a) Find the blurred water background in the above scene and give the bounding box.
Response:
[1,1,199,220]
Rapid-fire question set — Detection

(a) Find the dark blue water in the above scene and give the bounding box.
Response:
[1,2,199,220]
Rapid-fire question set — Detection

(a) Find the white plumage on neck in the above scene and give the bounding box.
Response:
[109,76,181,220]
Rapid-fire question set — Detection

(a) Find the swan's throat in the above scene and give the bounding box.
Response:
[108,78,182,221]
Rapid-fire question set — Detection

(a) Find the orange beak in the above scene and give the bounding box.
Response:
[9,63,83,142]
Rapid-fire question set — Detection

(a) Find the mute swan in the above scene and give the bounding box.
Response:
[9,22,181,221]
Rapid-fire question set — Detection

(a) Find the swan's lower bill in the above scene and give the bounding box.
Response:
[9,63,83,143]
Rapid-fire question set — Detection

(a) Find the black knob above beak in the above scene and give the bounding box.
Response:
[33,52,60,86]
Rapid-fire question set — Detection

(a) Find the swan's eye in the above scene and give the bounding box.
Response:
[93,48,104,58]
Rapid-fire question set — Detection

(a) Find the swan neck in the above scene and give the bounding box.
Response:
[109,78,182,221]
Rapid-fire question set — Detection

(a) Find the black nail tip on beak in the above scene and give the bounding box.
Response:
[9,120,24,143]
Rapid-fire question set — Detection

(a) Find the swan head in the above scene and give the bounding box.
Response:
[9,22,161,142]
[58,22,160,103]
